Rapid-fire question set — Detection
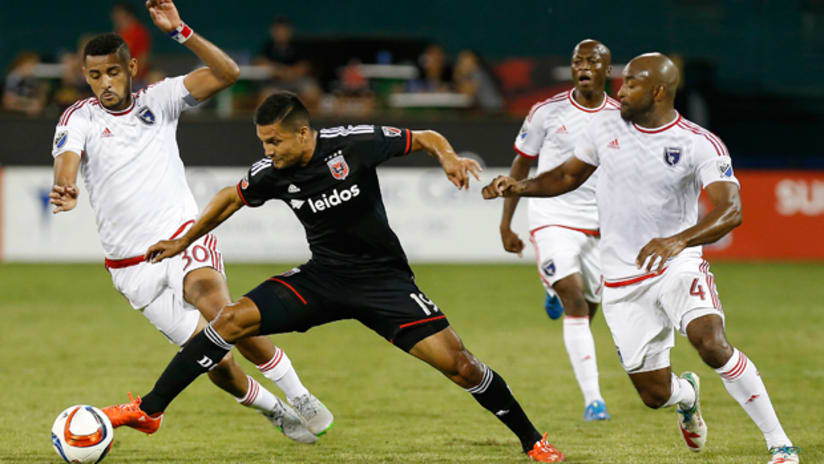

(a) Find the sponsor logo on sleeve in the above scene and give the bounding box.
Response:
[54,130,68,149]
[382,126,402,137]
[664,147,682,166]
[518,122,529,140]
[137,106,156,125]
[240,173,249,190]
[717,160,733,177]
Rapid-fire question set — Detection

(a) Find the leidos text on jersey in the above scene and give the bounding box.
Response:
[306,185,360,213]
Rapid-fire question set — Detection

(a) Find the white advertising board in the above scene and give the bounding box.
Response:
[1,167,534,263]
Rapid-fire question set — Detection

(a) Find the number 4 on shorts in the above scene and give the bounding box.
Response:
[690,278,706,300]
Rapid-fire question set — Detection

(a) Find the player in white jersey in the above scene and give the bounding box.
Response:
[484,53,799,464]
[48,0,332,443]
[500,39,614,421]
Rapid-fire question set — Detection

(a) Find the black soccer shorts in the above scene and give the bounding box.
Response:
[244,262,450,352]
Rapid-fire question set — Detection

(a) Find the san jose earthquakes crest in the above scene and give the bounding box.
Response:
[664,147,681,166]
[326,151,349,180]
[137,106,156,125]
[541,259,556,277]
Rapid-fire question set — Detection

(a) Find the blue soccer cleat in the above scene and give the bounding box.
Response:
[583,400,611,421]
[544,293,564,320]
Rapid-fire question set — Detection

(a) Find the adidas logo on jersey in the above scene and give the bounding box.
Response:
[607,138,620,149]
[288,184,301,193]
[555,125,568,134]
[102,128,113,137]
[303,185,360,213]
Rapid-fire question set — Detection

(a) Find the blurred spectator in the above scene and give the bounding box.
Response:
[408,44,452,92]
[319,59,375,116]
[53,35,94,111]
[453,50,503,110]
[112,2,152,82]
[256,16,320,109]
[2,52,47,116]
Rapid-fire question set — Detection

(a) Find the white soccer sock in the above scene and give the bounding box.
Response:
[662,372,696,409]
[235,375,278,413]
[257,347,309,403]
[563,316,603,406]
[715,348,792,449]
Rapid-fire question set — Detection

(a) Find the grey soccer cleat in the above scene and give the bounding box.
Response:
[290,393,334,436]
[262,396,318,444]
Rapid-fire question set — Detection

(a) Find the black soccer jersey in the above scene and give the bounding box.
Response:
[237,124,414,275]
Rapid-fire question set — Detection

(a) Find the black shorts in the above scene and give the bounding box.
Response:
[244,262,450,352]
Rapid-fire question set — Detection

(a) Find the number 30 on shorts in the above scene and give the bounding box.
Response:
[409,293,440,315]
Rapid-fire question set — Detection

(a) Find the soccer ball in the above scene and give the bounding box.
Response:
[51,405,114,463]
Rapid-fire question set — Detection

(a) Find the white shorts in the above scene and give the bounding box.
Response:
[108,230,225,346]
[529,225,602,303]
[602,256,724,373]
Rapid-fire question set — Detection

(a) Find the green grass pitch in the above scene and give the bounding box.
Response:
[0,262,821,463]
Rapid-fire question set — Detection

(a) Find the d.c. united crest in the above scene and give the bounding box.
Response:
[327,154,349,180]
[664,147,681,166]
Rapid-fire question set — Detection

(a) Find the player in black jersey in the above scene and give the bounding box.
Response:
[106,91,565,462]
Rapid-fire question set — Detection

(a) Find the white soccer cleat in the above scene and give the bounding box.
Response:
[261,397,317,444]
[676,371,707,452]
[767,445,800,463]
[290,393,334,436]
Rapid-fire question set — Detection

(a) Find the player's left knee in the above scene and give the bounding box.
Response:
[455,350,483,387]
[695,333,732,368]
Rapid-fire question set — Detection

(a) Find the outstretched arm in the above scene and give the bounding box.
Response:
[410,130,482,190]
[49,152,81,213]
[636,182,742,272]
[499,155,533,256]
[146,185,244,262]
[146,0,240,102]
[482,156,596,199]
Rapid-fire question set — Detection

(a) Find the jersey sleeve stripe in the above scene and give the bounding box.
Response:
[676,122,727,157]
[678,119,729,156]
[403,128,412,155]
[59,99,89,126]
[513,143,538,159]
[236,182,250,206]
[526,91,568,121]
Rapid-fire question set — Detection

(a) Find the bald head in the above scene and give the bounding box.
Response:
[572,39,612,66]
[625,52,679,100]
[570,39,612,99]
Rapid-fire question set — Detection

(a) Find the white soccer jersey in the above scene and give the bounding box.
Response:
[51,76,199,259]
[514,89,619,231]
[574,110,739,284]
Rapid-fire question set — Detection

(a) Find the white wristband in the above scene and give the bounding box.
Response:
[168,22,193,43]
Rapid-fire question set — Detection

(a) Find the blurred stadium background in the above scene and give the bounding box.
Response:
[0,1,822,463]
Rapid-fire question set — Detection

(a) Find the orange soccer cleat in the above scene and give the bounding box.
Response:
[101,393,163,435]
[527,433,565,462]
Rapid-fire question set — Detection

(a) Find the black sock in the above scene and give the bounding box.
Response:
[140,325,233,415]
[466,365,542,453]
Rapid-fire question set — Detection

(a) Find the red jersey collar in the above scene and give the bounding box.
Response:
[99,94,136,116]
[632,112,681,134]
[568,89,607,113]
